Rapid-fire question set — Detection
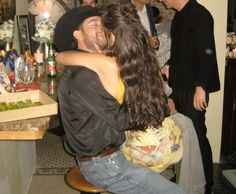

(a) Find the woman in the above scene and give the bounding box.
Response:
[56,0,183,173]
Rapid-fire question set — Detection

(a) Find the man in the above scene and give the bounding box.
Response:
[54,5,185,194]
[132,0,159,48]
[159,0,220,193]
[79,0,97,7]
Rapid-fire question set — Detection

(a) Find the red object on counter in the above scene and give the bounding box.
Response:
[8,72,40,92]
[8,71,14,80]
[15,81,40,92]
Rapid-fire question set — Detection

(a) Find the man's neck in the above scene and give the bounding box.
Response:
[78,42,93,53]
[133,0,145,12]
[176,0,189,12]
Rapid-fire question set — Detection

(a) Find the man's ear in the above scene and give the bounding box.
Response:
[73,30,82,41]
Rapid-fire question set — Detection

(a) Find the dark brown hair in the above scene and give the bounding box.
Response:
[102,0,169,129]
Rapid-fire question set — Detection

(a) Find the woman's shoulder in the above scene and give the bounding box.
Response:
[88,53,117,69]
[96,55,118,75]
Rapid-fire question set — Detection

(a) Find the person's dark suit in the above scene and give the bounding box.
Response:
[146,5,157,36]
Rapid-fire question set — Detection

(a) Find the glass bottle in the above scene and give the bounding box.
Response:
[14,56,24,83]
[34,43,45,77]
[47,77,57,98]
[46,44,56,78]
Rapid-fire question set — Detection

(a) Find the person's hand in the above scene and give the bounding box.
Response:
[55,52,62,64]
[160,64,169,80]
[149,35,159,49]
[149,1,159,7]
[193,86,207,111]
[93,43,102,53]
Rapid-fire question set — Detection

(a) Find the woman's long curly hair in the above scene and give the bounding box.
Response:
[101,0,169,129]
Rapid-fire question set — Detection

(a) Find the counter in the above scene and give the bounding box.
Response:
[0,74,59,194]
[0,74,58,140]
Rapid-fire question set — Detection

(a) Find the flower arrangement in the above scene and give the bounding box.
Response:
[226,32,236,49]
[0,20,14,45]
[226,32,236,58]
[32,19,55,44]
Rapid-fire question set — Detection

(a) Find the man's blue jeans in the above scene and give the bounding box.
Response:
[78,150,186,194]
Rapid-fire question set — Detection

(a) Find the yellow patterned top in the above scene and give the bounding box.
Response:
[122,117,183,172]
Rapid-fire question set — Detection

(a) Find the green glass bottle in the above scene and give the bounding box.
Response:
[46,44,56,77]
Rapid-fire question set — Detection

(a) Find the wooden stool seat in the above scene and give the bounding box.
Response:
[65,166,107,194]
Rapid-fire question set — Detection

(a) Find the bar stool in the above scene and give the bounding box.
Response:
[65,166,107,194]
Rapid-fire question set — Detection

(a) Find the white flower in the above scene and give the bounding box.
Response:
[32,19,55,44]
[226,32,236,48]
[0,20,14,44]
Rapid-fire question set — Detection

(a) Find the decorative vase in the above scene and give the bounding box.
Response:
[44,43,49,60]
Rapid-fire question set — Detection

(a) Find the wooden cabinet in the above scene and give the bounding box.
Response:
[221,59,236,152]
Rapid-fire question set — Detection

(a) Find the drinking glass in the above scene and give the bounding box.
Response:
[18,63,35,90]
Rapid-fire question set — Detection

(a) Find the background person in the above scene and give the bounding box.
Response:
[159,0,220,193]
[132,0,159,48]
[151,5,172,68]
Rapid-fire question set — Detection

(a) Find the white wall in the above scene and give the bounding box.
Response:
[198,0,227,162]
[15,0,27,15]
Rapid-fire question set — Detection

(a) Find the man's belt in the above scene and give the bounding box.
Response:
[79,146,120,161]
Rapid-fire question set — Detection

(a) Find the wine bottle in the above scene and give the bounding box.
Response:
[46,44,56,78]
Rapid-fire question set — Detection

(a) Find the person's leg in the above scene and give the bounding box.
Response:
[172,90,213,194]
[79,150,186,194]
